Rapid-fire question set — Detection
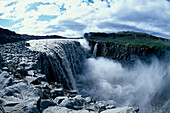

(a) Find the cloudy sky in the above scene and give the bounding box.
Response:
[0,0,170,38]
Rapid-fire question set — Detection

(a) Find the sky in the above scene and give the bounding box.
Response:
[0,0,170,38]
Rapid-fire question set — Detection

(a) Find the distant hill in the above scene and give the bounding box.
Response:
[0,28,22,44]
[0,27,66,44]
[0,28,20,36]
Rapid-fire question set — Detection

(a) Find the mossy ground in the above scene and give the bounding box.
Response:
[87,35,170,50]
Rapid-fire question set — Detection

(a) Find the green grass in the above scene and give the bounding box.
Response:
[87,36,170,50]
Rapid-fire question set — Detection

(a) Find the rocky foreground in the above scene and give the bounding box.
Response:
[0,40,138,113]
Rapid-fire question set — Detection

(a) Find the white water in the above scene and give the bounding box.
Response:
[76,39,170,112]
[77,57,170,110]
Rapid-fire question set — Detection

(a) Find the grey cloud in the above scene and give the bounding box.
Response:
[97,22,143,31]
[46,20,86,34]
[46,25,66,34]
[97,22,170,38]
[58,20,86,31]
[114,9,170,33]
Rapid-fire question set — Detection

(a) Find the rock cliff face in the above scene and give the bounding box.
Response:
[89,41,167,65]
[86,32,170,65]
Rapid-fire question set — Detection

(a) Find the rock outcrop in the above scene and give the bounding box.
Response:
[89,41,168,65]
[85,32,170,65]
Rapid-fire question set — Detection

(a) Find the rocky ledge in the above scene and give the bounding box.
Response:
[85,32,170,66]
[0,40,138,113]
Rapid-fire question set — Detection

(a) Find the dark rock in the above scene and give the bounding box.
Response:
[0,105,5,113]
[2,67,8,71]
[53,96,68,105]
[16,68,28,76]
[105,105,116,109]
[0,71,13,90]
[40,99,56,112]
[85,103,99,112]
[0,82,43,113]
[43,106,91,113]
[50,88,65,99]
[60,95,86,110]
[101,107,135,113]
[85,97,95,104]
[66,90,77,97]
[42,89,51,99]
[30,74,47,85]
[0,53,3,70]
[96,101,107,112]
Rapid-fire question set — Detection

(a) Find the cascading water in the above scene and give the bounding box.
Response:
[27,38,170,112]
[75,39,170,113]
[27,39,87,89]
[93,42,98,57]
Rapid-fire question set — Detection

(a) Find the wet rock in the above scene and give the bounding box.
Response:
[60,95,86,110]
[50,88,65,99]
[85,97,95,104]
[40,99,56,112]
[101,107,135,113]
[85,103,99,112]
[0,82,42,113]
[96,101,107,112]
[16,68,28,77]
[2,67,8,71]
[0,105,5,113]
[66,90,77,97]
[105,105,116,109]
[30,74,47,85]
[53,96,68,105]
[0,71,13,90]
[43,106,91,113]
[0,54,2,70]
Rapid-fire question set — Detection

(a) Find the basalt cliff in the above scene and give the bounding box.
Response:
[85,32,170,65]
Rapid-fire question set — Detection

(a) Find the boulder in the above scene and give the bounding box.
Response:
[0,71,13,90]
[85,97,95,104]
[60,95,86,110]
[50,88,65,99]
[0,105,5,113]
[2,67,8,71]
[40,99,56,112]
[0,82,43,112]
[96,101,107,112]
[85,103,99,112]
[53,96,68,105]
[66,90,77,97]
[2,95,40,113]
[30,74,47,85]
[101,107,135,113]
[43,106,91,113]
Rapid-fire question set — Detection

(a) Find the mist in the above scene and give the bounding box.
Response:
[76,56,170,109]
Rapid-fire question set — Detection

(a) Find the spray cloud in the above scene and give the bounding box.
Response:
[77,57,170,108]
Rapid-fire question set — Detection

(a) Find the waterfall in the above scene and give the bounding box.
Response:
[27,39,87,90]
[27,38,170,112]
[93,42,98,57]
[76,53,170,112]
